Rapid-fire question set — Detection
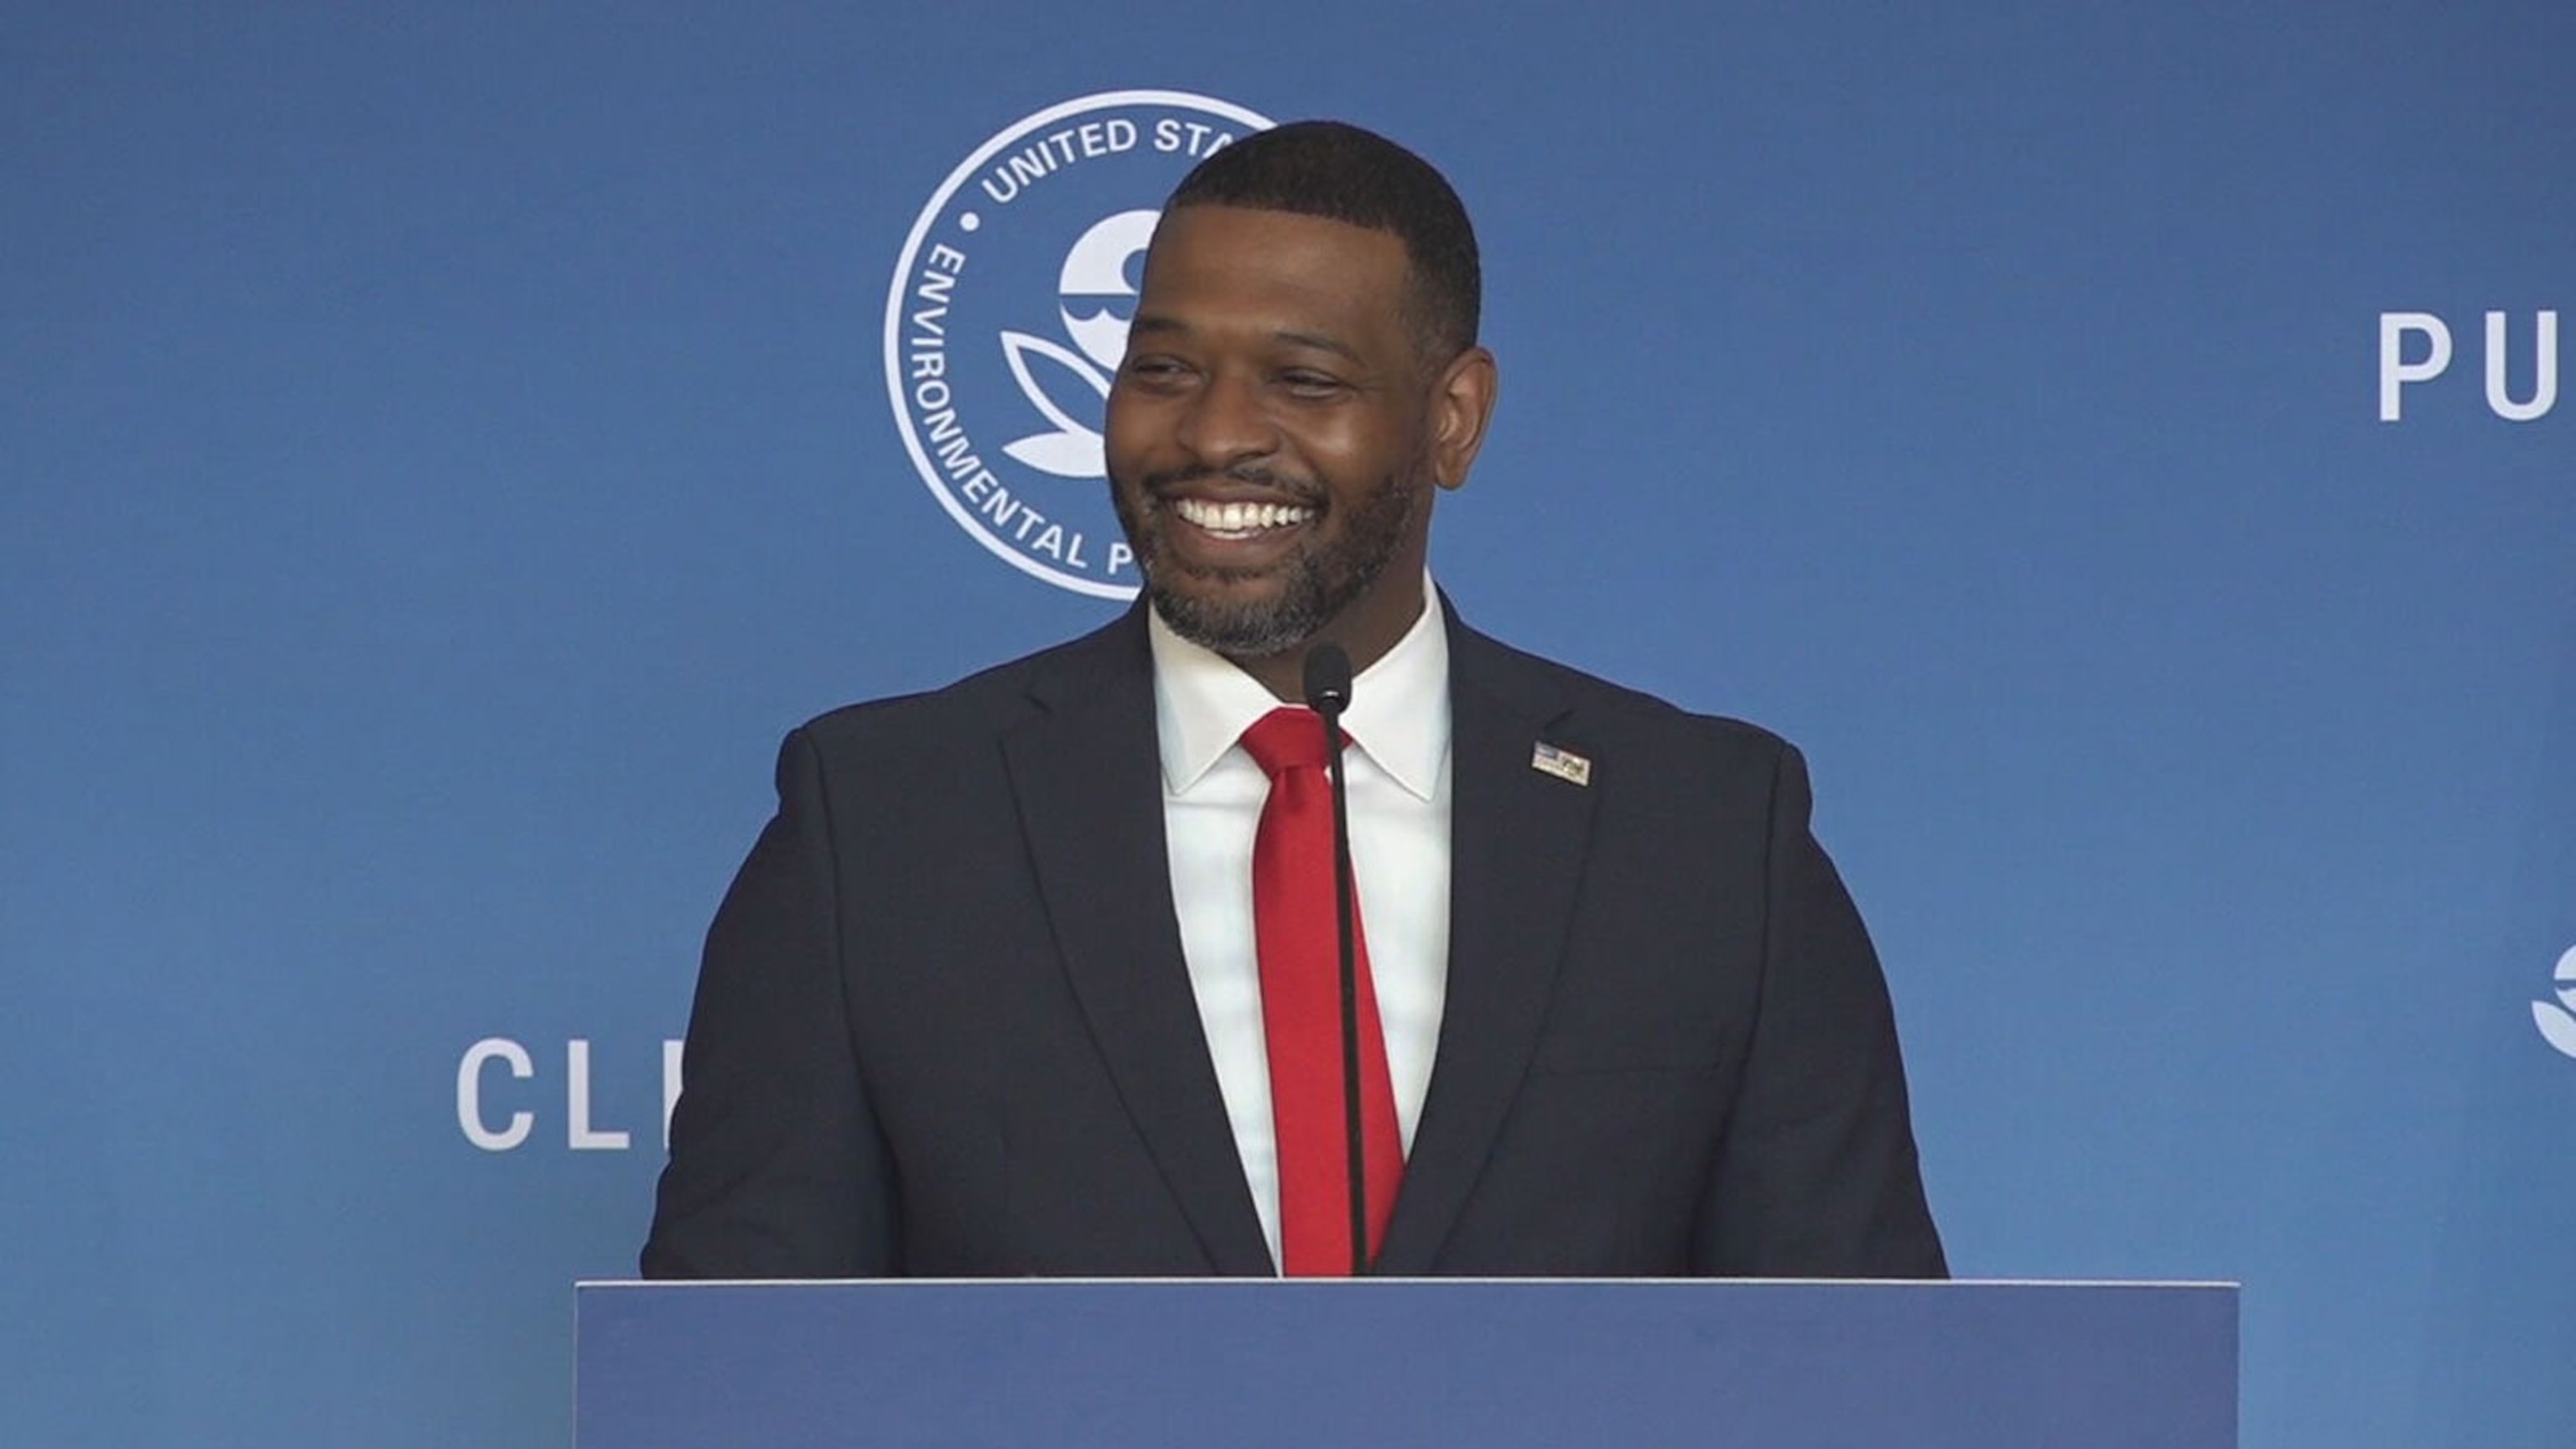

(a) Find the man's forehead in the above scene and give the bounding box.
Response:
[1139,206,1410,330]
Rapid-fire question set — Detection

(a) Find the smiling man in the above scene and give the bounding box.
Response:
[643,122,1945,1281]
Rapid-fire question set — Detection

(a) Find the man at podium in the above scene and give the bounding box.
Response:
[642,122,1945,1282]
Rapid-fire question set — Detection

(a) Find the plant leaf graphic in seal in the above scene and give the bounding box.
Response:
[2535,1001,2576,1058]
[2537,945,2576,1059]
[1000,330,1114,477]
[995,206,1161,479]
[883,91,1274,599]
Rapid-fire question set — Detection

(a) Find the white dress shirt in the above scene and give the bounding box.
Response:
[1149,586,1454,1272]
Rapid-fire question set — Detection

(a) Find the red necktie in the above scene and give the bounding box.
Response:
[1240,706,1404,1275]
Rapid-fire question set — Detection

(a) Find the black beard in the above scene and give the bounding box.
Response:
[1109,464,1420,658]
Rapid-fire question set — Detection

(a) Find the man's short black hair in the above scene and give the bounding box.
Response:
[1165,119,1481,364]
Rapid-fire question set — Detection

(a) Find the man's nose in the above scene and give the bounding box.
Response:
[1173,371,1277,467]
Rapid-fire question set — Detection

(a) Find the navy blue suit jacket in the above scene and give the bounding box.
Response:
[642,602,1944,1278]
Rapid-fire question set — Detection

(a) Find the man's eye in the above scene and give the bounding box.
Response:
[1121,358,1190,385]
[1280,371,1346,396]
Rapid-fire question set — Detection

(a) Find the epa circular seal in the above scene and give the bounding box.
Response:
[884,90,1275,598]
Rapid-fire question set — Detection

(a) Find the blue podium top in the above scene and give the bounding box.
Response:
[577,1278,2236,1449]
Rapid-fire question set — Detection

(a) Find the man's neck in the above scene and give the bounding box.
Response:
[1221,578,1431,704]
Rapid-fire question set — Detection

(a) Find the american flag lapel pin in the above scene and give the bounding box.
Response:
[1529,740,1592,787]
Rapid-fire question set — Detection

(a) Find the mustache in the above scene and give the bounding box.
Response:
[1139,462,1324,504]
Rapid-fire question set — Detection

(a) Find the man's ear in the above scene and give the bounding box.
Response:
[1429,345,1498,491]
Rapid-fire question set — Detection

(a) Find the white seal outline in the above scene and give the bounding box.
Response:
[884,89,1277,599]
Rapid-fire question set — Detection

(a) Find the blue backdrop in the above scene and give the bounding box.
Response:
[4,4,2568,1446]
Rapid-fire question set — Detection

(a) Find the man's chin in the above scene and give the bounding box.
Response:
[1146,576,1321,659]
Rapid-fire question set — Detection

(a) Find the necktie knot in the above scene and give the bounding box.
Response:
[1240,706,1333,779]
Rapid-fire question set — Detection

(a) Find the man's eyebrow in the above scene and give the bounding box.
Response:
[1274,329,1363,364]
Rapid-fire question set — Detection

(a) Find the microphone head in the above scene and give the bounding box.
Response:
[1301,642,1354,714]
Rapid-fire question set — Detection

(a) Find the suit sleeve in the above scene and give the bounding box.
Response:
[640,727,901,1278]
[1693,741,1948,1278]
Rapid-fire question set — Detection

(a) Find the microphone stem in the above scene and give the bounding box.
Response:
[1318,696,1367,1275]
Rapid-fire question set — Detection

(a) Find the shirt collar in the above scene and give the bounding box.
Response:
[1150,576,1451,802]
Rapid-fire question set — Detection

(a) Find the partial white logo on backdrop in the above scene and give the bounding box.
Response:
[2533,947,2576,1060]
[456,1037,682,1152]
[885,91,1275,598]
[2378,309,2560,421]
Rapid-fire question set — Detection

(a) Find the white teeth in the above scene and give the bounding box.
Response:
[1172,497,1315,534]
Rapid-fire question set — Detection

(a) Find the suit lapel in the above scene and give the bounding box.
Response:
[1002,608,1275,1276]
[1376,612,1598,1274]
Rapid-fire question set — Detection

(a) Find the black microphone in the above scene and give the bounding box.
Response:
[1300,642,1368,1275]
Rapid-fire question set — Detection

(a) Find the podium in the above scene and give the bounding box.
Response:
[575,1279,2236,1448]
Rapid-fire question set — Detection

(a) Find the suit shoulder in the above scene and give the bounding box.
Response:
[1470,630,1797,770]
[790,613,1137,757]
